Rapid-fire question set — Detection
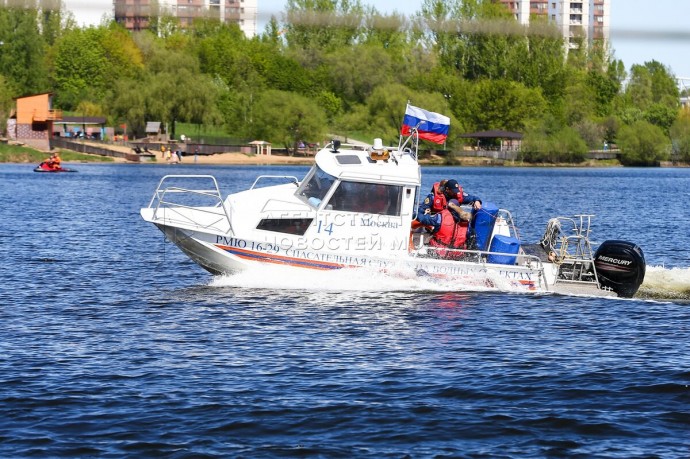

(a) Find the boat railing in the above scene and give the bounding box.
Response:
[146,175,234,234]
[540,215,600,286]
[416,246,544,269]
[431,246,549,290]
[496,208,521,240]
[250,175,300,190]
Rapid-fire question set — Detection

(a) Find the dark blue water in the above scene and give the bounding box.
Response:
[1,163,689,458]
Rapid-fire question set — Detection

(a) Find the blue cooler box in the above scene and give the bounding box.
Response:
[472,202,499,251]
[487,235,520,265]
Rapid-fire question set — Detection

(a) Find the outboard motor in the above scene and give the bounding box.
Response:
[593,240,646,298]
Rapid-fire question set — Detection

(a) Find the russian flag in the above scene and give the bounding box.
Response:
[400,105,450,144]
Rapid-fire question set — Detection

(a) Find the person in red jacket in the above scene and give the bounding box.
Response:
[417,199,472,259]
[417,179,482,217]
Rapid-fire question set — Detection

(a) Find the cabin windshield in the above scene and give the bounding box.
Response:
[296,166,336,208]
[327,181,402,216]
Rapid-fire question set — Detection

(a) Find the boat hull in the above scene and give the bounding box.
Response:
[156,222,551,294]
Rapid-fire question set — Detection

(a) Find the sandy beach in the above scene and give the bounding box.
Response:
[160,152,314,166]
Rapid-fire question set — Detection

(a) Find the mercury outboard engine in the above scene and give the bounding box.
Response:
[593,240,646,298]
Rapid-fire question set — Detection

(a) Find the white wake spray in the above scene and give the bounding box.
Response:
[636,266,690,301]
[209,263,497,293]
[209,263,690,301]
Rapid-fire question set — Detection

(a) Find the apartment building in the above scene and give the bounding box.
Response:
[497,0,610,50]
[113,0,257,37]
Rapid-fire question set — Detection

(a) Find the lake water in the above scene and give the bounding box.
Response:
[1,163,689,458]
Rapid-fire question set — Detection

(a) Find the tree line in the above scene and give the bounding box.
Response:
[0,0,688,165]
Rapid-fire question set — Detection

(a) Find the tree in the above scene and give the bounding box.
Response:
[563,71,596,125]
[625,60,679,110]
[464,79,547,132]
[147,66,221,139]
[0,75,14,134]
[512,17,566,101]
[617,120,670,166]
[670,111,690,162]
[107,36,221,139]
[322,45,395,106]
[250,90,327,152]
[417,0,457,69]
[547,127,588,163]
[450,0,525,81]
[0,5,49,95]
[644,103,678,135]
[51,25,144,110]
[521,127,587,163]
[284,0,367,52]
[586,67,620,117]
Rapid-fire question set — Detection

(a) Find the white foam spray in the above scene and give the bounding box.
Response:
[637,266,690,301]
[209,263,690,301]
[209,263,498,293]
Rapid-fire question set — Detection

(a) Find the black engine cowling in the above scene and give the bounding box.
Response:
[593,240,646,298]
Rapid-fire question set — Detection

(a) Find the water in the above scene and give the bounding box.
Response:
[1,163,689,458]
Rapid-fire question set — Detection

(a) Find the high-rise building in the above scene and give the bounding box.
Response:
[113,0,257,38]
[497,0,610,50]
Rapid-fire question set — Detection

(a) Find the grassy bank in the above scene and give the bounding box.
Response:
[0,143,114,163]
[420,153,622,167]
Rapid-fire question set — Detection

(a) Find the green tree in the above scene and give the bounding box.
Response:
[586,67,620,117]
[51,25,144,109]
[250,89,327,152]
[644,103,678,135]
[464,79,546,132]
[625,60,679,109]
[417,0,457,70]
[0,74,14,134]
[0,5,49,94]
[522,127,587,163]
[573,119,604,150]
[563,71,596,125]
[284,0,367,52]
[617,120,670,166]
[451,0,524,81]
[670,111,690,162]
[108,77,149,137]
[512,17,566,101]
[547,126,588,163]
[108,36,221,139]
[322,44,395,106]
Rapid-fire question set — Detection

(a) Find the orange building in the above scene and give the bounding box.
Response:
[9,93,63,151]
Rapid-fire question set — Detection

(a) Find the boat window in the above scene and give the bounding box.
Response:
[256,218,313,235]
[296,166,336,208]
[326,181,402,216]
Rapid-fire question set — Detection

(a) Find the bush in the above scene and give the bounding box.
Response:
[617,120,670,166]
[521,127,587,163]
[670,111,690,162]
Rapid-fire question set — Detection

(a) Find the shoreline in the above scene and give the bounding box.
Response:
[4,143,687,167]
[129,153,627,168]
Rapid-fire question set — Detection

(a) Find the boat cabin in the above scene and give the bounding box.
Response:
[231,139,421,257]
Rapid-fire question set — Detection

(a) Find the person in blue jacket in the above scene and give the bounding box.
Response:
[416,199,473,258]
[416,179,482,219]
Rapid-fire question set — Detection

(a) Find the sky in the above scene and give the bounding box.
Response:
[64,0,690,86]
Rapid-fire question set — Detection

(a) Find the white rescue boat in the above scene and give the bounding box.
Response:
[141,127,645,298]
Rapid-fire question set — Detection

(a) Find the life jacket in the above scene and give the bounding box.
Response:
[430,182,447,213]
[430,181,464,213]
[429,208,468,259]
